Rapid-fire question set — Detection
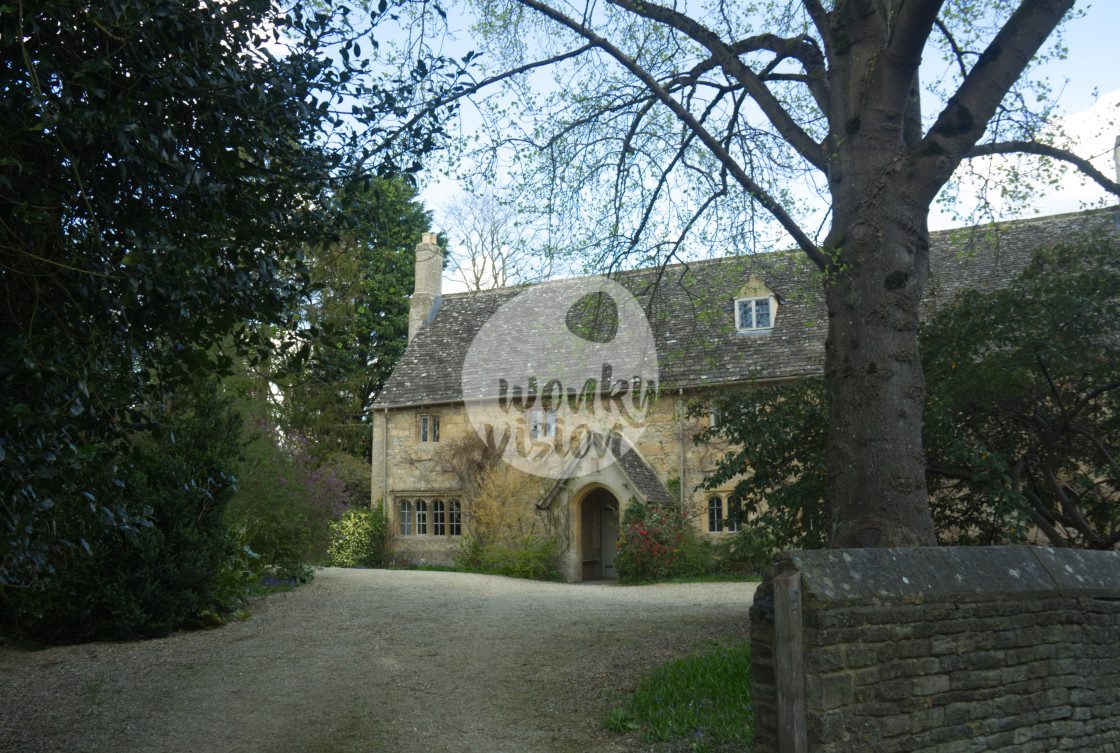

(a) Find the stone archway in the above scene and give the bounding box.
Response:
[576,486,621,580]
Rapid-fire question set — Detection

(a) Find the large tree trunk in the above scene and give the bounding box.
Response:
[823,207,938,547]
[821,2,941,548]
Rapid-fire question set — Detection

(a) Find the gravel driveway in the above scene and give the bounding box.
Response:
[0,568,758,753]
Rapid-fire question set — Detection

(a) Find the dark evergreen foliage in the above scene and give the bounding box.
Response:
[0,0,460,590]
[0,381,245,642]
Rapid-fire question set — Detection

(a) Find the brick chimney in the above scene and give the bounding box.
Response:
[408,232,443,343]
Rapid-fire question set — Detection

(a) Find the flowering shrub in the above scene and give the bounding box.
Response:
[328,505,388,568]
[616,500,712,583]
[227,413,350,579]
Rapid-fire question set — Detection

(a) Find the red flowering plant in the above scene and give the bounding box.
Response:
[615,499,711,583]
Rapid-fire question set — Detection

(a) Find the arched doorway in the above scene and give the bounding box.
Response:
[579,487,620,580]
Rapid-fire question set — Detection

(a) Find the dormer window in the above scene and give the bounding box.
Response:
[736,296,775,332]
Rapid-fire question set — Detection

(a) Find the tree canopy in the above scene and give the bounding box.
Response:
[697,231,1120,555]
[922,233,1120,549]
[388,0,1120,546]
[265,177,437,460]
[0,0,464,586]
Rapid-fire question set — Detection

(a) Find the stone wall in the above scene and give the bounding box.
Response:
[750,547,1120,753]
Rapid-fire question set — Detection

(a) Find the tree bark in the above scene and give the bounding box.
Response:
[823,208,938,547]
[820,1,941,548]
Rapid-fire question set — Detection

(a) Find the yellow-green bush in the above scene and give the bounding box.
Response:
[453,464,560,579]
[328,505,387,568]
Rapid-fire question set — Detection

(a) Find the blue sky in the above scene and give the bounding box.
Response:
[1034,1,1120,113]
[926,2,1120,227]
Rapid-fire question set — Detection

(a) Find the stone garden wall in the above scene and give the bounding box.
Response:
[750,546,1120,753]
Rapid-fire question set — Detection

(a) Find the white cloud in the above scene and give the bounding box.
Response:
[931,88,1120,229]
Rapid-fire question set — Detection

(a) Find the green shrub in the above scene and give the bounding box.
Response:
[454,535,562,580]
[206,535,266,614]
[225,405,349,579]
[616,500,713,583]
[715,527,779,576]
[0,380,247,643]
[328,505,388,568]
[455,535,487,570]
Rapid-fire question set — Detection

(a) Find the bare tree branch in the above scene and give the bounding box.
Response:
[921,0,1075,195]
[603,0,827,171]
[800,0,832,55]
[359,44,596,171]
[967,140,1120,198]
[877,0,945,118]
[933,17,971,80]
[513,0,828,266]
[683,33,830,114]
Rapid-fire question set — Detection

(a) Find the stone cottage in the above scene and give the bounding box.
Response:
[372,210,1118,581]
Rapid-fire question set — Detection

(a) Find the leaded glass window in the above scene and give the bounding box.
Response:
[432,499,446,536]
[736,297,774,331]
[449,501,462,536]
[707,495,723,532]
[400,499,413,535]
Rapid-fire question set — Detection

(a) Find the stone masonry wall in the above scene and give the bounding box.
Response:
[371,391,743,566]
[750,547,1120,753]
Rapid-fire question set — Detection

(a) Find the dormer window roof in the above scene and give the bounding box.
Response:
[734,275,778,334]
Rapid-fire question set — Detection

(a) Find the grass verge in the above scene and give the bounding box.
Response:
[604,639,753,752]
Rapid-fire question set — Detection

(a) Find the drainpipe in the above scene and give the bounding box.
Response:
[678,387,685,509]
[382,406,389,514]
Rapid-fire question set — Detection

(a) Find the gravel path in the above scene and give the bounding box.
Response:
[0,568,758,753]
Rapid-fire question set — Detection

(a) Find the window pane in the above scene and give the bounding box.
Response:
[754,298,771,328]
[431,416,440,442]
[433,499,446,536]
[707,496,722,532]
[545,409,557,438]
[400,500,413,535]
[416,500,428,535]
[530,409,542,439]
[420,415,429,442]
[449,501,462,536]
[738,299,752,329]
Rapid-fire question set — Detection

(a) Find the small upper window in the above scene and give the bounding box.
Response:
[529,408,557,439]
[736,296,774,332]
[420,414,440,442]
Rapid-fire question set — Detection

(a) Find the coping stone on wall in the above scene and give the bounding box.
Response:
[780,546,1072,610]
[1028,547,1120,597]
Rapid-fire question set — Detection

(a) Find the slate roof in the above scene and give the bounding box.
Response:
[538,431,674,509]
[375,209,1120,408]
[607,432,674,505]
